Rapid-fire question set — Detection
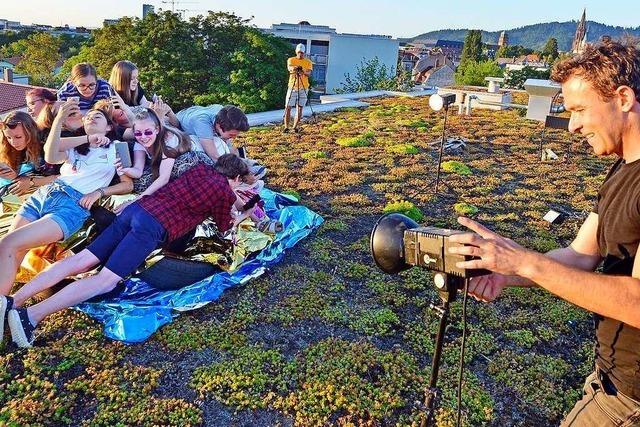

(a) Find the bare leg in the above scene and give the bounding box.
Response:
[12,249,100,307]
[293,105,303,129]
[27,266,122,325]
[284,106,292,129]
[1,215,32,293]
[0,216,63,295]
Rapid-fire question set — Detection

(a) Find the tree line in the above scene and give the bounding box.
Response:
[0,11,292,113]
[454,30,559,88]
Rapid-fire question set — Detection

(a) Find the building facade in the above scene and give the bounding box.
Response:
[266,22,399,94]
[143,4,155,19]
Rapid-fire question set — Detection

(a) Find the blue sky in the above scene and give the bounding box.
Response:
[3,0,639,38]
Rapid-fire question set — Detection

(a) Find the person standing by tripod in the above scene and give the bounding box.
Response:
[283,43,313,133]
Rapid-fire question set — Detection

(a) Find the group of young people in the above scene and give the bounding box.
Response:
[0,60,278,348]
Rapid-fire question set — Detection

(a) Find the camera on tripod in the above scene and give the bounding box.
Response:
[295,65,303,74]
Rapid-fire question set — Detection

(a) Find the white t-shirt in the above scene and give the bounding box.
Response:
[186,134,231,156]
[186,134,206,153]
[58,144,118,194]
[133,133,181,159]
[213,136,232,156]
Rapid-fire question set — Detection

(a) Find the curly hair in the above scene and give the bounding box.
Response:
[0,111,42,173]
[551,41,640,102]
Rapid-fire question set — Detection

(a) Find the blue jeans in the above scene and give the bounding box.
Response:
[86,203,166,278]
[17,180,90,240]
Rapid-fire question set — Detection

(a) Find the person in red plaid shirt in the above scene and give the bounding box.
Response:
[5,154,248,348]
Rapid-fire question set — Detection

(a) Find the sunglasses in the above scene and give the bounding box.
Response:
[0,121,21,130]
[133,130,155,137]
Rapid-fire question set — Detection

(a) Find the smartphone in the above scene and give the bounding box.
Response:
[237,146,247,159]
[108,86,120,109]
[68,96,80,103]
[241,194,261,212]
[0,162,14,176]
[114,141,132,168]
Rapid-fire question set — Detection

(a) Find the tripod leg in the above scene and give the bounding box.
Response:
[421,300,450,427]
[434,107,449,195]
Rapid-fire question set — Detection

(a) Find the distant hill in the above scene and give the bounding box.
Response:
[408,21,640,51]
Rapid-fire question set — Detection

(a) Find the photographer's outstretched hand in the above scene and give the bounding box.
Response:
[448,216,532,277]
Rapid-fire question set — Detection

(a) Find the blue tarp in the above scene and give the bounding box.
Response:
[75,189,323,343]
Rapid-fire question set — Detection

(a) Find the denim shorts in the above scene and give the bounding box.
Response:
[17,180,90,240]
[87,202,166,278]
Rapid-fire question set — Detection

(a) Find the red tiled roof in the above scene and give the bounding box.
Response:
[1,56,22,66]
[0,82,55,115]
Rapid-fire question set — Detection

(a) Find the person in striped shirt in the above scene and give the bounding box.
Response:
[57,63,113,113]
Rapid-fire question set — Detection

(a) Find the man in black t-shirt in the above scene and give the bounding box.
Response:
[446,42,640,426]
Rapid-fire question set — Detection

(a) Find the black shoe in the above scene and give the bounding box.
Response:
[8,308,35,348]
[1,295,14,342]
[282,127,290,134]
[293,127,302,134]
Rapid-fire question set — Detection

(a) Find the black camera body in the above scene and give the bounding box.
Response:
[403,227,488,278]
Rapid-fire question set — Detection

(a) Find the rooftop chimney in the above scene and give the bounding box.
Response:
[3,68,13,83]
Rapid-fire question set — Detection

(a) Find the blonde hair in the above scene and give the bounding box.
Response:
[109,60,140,106]
[133,108,191,180]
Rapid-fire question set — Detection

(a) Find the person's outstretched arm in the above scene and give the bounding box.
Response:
[450,215,640,329]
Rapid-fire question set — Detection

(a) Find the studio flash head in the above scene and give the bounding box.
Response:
[370,213,488,296]
[428,93,456,112]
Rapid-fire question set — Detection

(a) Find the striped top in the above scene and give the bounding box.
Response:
[57,78,112,112]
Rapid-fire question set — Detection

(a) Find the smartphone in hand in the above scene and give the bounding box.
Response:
[108,86,120,109]
[241,194,261,212]
[114,141,132,168]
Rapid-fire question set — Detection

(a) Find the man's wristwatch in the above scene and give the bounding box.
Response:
[29,176,35,188]
[97,188,105,199]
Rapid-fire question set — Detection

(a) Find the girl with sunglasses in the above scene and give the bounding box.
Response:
[57,63,113,113]
[1,112,57,196]
[117,108,192,199]
[0,101,133,299]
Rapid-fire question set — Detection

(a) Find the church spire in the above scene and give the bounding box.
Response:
[572,8,587,54]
